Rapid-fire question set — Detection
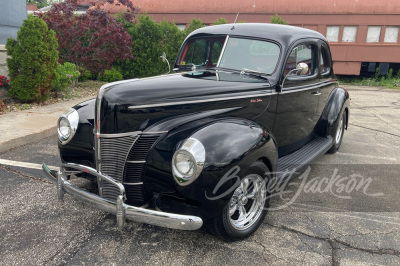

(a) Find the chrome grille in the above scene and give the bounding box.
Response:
[99,135,138,201]
[98,133,162,205]
[124,134,162,206]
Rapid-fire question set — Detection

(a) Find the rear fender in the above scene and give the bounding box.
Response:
[316,87,350,137]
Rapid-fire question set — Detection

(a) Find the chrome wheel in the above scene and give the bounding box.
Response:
[228,174,266,231]
[335,116,344,144]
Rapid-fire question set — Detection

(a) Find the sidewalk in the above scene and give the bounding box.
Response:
[0,96,95,153]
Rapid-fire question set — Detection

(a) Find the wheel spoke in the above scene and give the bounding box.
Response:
[229,204,237,216]
[242,178,249,194]
[238,205,247,220]
[246,181,259,199]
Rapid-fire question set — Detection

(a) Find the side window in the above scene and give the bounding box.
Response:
[181,39,210,66]
[320,45,332,76]
[285,44,317,76]
[211,41,222,65]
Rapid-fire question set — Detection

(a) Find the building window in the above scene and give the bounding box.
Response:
[384,26,399,43]
[176,24,187,31]
[326,26,340,42]
[367,26,382,43]
[342,26,357,42]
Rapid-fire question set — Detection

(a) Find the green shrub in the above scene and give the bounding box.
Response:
[184,19,205,35]
[387,68,393,79]
[6,15,59,102]
[52,62,80,95]
[114,15,185,79]
[98,68,123,82]
[214,18,227,25]
[78,69,93,82]
[270,14,289,25]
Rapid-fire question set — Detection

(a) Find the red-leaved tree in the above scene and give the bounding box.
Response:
[40,0,135,75]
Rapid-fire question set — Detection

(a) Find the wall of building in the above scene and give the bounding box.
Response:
[0,0,27,78]
[0,45,8,77]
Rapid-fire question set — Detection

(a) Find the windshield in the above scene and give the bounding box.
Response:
[177,36,280,75]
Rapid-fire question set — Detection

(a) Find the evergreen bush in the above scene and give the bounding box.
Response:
[98,68,123,82]
[53,62,80,95]
[6,15,59,102]
[115,15,185,79]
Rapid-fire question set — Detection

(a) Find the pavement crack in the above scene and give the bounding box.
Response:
[254,240,272,265]
[327,239,340,266]
[253,239,272,266]
[349,123,400,138]
[44,213,107,265]
[265,222,400,259]
[0,164,52,184]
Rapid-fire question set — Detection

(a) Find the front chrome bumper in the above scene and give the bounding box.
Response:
[42,162,203,230]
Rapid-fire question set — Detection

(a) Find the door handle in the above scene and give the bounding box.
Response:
[311,91,321,96]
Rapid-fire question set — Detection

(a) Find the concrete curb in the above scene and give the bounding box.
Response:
[0,126,57,154]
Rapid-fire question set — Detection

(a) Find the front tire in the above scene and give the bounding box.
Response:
[328,111,346,154]
[208,161,270,241]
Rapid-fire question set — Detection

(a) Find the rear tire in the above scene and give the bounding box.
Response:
[328,111,346,154]
[207,161,270,241]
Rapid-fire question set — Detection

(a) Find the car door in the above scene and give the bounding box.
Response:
[315,41,336,118]
[273,41,321,156]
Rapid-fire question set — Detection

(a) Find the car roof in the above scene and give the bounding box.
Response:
[187,23,327,44]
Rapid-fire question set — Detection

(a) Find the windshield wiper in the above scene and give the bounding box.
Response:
[177,65,270,82]
[239,68,270,81]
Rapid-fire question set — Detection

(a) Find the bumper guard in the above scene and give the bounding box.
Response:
[42,162,203,230]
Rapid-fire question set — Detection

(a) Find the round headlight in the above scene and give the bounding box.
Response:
[172,138,205,186]
[58,108,79,145]
[174,150,196,177]
[58,117,71,140]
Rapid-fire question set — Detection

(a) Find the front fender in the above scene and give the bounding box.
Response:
[144,118,277,220]
[58,99,96,168]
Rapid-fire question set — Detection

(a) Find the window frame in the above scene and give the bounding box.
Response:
[326,26,340,42]
[342,26,358,43]
[283,41,319,85]
[217,35,282,75]
[319,42,332,77]
[366,26,382,43]
[383,26,400,43]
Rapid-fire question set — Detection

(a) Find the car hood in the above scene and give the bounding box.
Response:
[99,72,272,134]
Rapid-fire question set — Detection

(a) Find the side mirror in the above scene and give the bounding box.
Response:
[296,62,309,75]
[281,63,309,89]
[160,52,171,74]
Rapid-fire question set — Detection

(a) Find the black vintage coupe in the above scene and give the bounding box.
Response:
[43,23,349,241]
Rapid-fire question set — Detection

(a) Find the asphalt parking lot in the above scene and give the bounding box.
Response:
[0,85,399,265]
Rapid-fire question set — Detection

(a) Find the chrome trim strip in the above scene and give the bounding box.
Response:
[123,182,144,185]
[280,80,335,94]
[128,92,272,110]
[97,131,167,138]
[141,131,168,135]
[216,35,229,67]
[126,161,146,164]
[97,131,142,138]
[96,79,140,173]
[42,162,203,231]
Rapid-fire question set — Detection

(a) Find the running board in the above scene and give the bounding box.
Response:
[276,136,333,181]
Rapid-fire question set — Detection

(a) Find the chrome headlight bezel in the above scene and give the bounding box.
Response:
[58,108,79,145]
[172,137,206,186]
